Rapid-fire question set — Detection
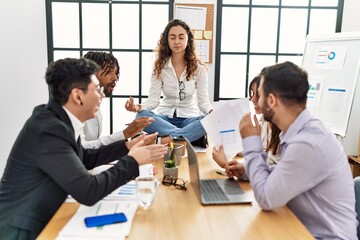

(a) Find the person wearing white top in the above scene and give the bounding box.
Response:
[82,51,154,149]
[125,19,213,144]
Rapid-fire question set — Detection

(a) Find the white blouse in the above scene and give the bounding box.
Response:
[141,57,213,118]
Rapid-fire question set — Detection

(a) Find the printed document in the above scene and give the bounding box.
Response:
[66,164,154,202]
[201,99,250,159]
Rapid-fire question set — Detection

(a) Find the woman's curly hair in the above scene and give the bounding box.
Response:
[153,19,204,81]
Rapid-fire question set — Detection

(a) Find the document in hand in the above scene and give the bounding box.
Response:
[201,98,250,160]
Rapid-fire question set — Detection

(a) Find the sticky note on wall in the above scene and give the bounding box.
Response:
[204,31,212,40]
[194,30,203,39]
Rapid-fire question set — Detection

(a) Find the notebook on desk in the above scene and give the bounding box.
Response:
[186,138,253,205]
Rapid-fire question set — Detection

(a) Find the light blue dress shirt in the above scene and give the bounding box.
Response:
[243,108,357,239]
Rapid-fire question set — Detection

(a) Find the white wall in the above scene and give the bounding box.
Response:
[342,0,360,32]
[0,0,48,176]
[0,0,359,177]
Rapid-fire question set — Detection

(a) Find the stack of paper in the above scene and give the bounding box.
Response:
[60,164,157,239]
[56,201,138,240]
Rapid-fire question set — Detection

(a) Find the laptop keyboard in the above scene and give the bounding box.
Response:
[223,180,245,195]
[201,179,229,202]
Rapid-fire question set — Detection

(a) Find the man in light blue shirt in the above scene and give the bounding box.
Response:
[238,61,357,239]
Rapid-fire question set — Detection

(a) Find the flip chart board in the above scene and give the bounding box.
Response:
[302,32,360,154]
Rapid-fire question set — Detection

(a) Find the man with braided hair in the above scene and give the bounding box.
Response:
[82,51,154,149]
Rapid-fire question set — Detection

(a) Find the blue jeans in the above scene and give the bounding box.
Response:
[136,110,206,142]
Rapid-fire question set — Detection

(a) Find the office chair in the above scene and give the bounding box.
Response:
[349,132,360,164]
[349,132,360,177]
[354,176,360,239]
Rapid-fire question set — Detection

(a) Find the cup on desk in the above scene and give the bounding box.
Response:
[135,176,159,210]
[172,136,187,156]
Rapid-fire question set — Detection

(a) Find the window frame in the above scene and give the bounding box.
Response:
[45,0,174,134]
[213,0,344,101]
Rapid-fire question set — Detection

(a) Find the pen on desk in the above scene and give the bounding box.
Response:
[216,170,227,176]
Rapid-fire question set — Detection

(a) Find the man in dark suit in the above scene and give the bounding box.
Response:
[0,58,167,239]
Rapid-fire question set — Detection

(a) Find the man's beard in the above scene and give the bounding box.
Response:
[262,101,274,122]
[104,83,116,97]
[104,89,113,97]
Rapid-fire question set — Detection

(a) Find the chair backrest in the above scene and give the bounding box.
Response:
[354,176,360,239]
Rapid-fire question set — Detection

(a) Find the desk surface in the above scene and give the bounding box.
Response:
[38,150,314,240]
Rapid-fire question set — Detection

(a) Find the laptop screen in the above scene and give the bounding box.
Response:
[185,138,202,201]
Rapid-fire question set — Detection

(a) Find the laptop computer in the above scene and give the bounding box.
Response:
[186,138,253,205]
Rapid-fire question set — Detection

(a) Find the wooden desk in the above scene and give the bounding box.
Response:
[38,150,314,240]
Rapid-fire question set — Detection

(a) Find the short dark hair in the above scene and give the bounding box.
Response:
[83,51,119,78]
[45,58,100,105]
[260,61,309,106]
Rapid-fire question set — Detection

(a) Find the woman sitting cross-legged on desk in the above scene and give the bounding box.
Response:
[125,19,213,146]
[212,75,281,179]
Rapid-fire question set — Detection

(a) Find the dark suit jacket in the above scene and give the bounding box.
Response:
[0,100,139,239]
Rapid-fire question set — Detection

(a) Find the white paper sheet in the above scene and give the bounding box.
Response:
[67,164,154,202]
[57,200,137,239]
[195,40,210,63]
[175,5,207,30]
[201,99,250,159]
[314,46,347,70]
